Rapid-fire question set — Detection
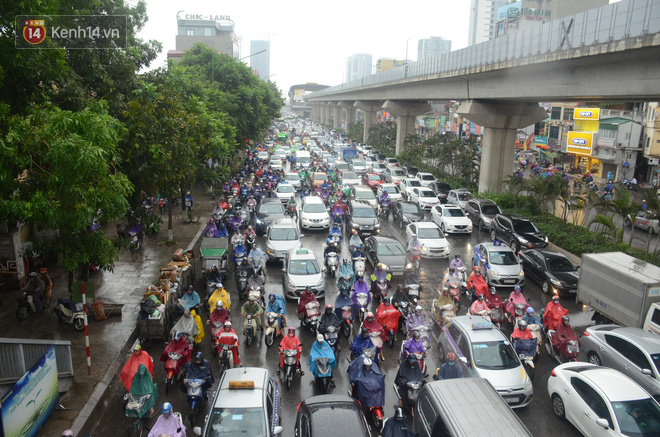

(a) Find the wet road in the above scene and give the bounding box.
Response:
[93,195,587,437]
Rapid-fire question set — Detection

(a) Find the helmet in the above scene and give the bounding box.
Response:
[553,295,560,302]
[366,311,374,319]
[442,287,449,294]
[514,286,521,292]
[224,321,232,327]
[562,315,570,324]
[447,352,456,362]
[473,266,479,272]
[39,268,48,274]
[29,271,37,277]
[415,305,423,312]
[397,284,403,291]
[490,287,497,294]
[518,320,528,330]
[454,254,460,259]
[363,357,373,366]
[383,297,391,305]
[162,402,172,414]
[478,294,485,300]
[317,333,325,343]
[269,293,276,301]
[288,327,296,334]
[448,267,455,274]
[195,352,203,361]
[62,431,74,437]
[305,286,312,291]
[248,295,256,302]
[361,327,369,336]
[526,306,535,314]
[133,344,141,351]
[174,331,182,340]
[215,300,223,308]
[395,407,404,421]
[377,263,383,268]
[407,354,417,363]
[413,330,421,340]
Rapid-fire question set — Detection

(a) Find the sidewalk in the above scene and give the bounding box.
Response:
[0,188,217,437]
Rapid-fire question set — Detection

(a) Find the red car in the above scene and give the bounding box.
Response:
[362,173,384,190]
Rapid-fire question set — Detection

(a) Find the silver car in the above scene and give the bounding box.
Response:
[438,315,533,408]
[282,248,326,299]
[351,159,368,174]
[580,325,660,400]
[265,218,302,261]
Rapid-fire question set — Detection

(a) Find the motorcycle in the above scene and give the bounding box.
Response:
[513,337,538,381]
[325,251,339,277]
[264,312,282,347]
[218,344,235,375]
[164,352,183,394]
[124,393,152,435]
[393,380,424,413]
[286,203,298,220]
[431,301,456,329]
[546,328,580,363]
[16,292,44,321]
[340,305,353,338]
[373,279,389,302]
[324,325,340,353]
[158,197,168,214]
[313,357,333,394]
[235,268,250,300]
[245,233,256,254]
[408,248,421,273]
[447,282,462,312]
[301,301,321,334]
[509,302,529,325]
[281,349,300,390]
[355,292,370,325]
[185,378,204,426]
[404,272,421,306]
[353,256,366,277]
[399,344,428,375]
[128,229,142,253]
[396,300,410,336]
[456,267,468,293]
[53,298,85,331]
[244,314,257,347]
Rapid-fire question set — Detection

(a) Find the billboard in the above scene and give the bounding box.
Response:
[573,108,600,120]
[293,89,305,101]
[1,347,59,437]
[567,132,594,156]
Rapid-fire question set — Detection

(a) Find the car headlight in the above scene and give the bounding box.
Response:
[403,216,409,223]
[518,237,529,245]
[491,270,499,277]
[287,280,295,288]
[256,218,262,224]
[266,247,274,254]
[544,236,548,243]
[446,244,451,253]
[406,263,413,269]
[523,374,533,391]
[550,277,561,286]
[519,270,525,277]
[421,246,429,253]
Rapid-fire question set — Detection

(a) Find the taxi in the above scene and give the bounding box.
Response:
[437,316,533,408]
[195,367,283,436]
[473,241,525,288]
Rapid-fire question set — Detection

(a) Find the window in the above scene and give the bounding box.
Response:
[628,344,653,371]
[527,251,544,266]
[204,27,213,36]
[563,110,573,121]
[550,107,562,120]
[605,334,631,356]
[186,29,194,36]
[571,378,613,428]
[457,335,471,362]
[299,413,311,437]
[651,308,660,326]
[549,125,560,140]
[447,324,461,343]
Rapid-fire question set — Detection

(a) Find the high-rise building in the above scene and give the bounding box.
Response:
[250,40,270,80]
[417,37,452,61]
[468,0,508,46]
[167,12,240,62]
[346,53,373,81]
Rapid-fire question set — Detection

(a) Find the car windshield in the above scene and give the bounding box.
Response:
[374,163,386,169]
[481,204,501,215]
[353,207,376,218]
[314,173,328,181]
[418,228,443,239]
[205,407,267,437]
[342,171,358,180]
[383,186,399,194]
[378,242,406,256]
[489,251,519,265]
[285,174,298,181]
[289,259,321,275]
[353,160,365,166]
[408,180,422,187]
[457,192,473,201]
[303,203,327,213]
[421,174,434,180]
[545,255,577,272]
[269,228,298,241]
[612,398,660,436]
[269,160,280,165]
[355,190,376,200]
[513,219,539,233]
[277,185,294,193]
[402,204,422,214]
[420,190,436,198]
[336,164,348,170]
[297,156,311,163]
[392,170,406,176]
[367,174,381,181]
[444,208,465,217]
[259,203,284,214]
[471,341,520,370]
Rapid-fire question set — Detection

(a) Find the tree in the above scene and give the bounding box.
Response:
[597,189,640,244]
[347,121,364,143]
[368,120,397,153]
[0,102,133,290]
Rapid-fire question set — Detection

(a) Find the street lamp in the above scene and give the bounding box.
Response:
[405,39,410,65]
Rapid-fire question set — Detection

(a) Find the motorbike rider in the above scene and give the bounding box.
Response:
[523,306,542,326]
[207,265,223,285]
[297,286,320,322]
[442,267,461,290]
[160,331,192,369]
[449,254,464,271]
[308,333,337,387]
[351,244,366,272]
[217,321,241,366]
[38,268,53,307]
[128,363,158,418]
[401,330,427,362]
[349,230,363,252]
[433,352,463,381]
[328,221,343,244]
[468,266,488,301]
[286,195,297,215]
[207,301,230,333]
[470,294,491,316]
[512,319,534,343]
[543,295,569,331]
[319,304,343,339]
[351,327,377,363]
[278,327,304,376]
[184,191,194,210]
[120,344,155,392]
[434,287,457,315]
[147,402,186,437]
[362,311,387,361]
[506,286,528,323]
[177,285,201,314]
[324,240,339,259]
[407,235,422,261]
[351,274,371,306]
[183,352,215,401]
[207,282,231,312]
[370,263,392,300]
[394,354,426,407]
[241,296,264,331]
[266,293,287,329]
[244,224,256,242]
[230,228,246,249]
[391,284,410,309]
[382,408,416,437]
[406,305,429,334]
[334,285,355,321]
[21,271,46,310]
[377,297,400,338]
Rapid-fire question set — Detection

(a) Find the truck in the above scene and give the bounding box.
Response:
[341,146,358,163]
[199,237,228,284]
[576,252,660,335]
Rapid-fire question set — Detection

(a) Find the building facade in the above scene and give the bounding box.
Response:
[250,40,270,80]
[167,12,239,61]
[346,53,373,82]
[642,102,660,186]
[417,37,452,61]
[468,0,509,46]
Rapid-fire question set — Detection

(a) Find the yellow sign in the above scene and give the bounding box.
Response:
[567,132,594,156]
[293,89,305,101]
[228,380,255,389]
[573,108,600,120]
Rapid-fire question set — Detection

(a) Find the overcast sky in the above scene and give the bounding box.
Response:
[136,0,471,95]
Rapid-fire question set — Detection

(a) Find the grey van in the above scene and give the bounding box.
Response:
[413,378,532,437]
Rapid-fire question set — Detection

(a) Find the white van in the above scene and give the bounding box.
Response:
[295,150,311,169]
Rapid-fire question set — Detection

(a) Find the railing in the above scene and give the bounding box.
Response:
[311,0,660,98]
[0,338,74,383]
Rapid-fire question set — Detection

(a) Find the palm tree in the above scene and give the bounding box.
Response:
[589,213,619,241]
[597,189,640,244]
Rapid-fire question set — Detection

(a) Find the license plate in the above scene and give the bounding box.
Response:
[505,397,520,404]
[503,280,516,284]
[569,289,577,294]
[391,271,404,276]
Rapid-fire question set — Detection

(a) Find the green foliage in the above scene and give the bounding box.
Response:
[368,120,397,153]
[347,121,364,143]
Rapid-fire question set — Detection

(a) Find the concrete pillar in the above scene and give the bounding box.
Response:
[338,102,356,130]
[457,100,548,193]
[332,106,340,129]
[323,104,330,125]
[382,100,432,155]
[355,101,383,144]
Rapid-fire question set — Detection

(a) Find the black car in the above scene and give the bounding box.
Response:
[465,198,502,232]
[490,214,548,253]
[518,249,580,295]
[428,182,452,204]
[295,395,370,437]
[404,165,419,177]
[392,201,425,229]
[346,200,381,237]
[255,198,286,235]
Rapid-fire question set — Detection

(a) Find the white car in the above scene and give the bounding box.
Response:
[257,151,269,161]
[405,222,450,258]
[351,159,368,174]
[274,183,295,203]
[431,204,473,234]
[284,172,301,191]
[283,248,326,299]
[369,162,388,177]
[548,362,660,437]
[447,189,474,209]
[339,170,361,187]
[416,172,437,187]
[409,187,440,210]
[386,167,408,185]
[269,157,283,171]
[299,196,330,230]
[400,178,423,200]
[265,218,302,261]
[377,183,403,203]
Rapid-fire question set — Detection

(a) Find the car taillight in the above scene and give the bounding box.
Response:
[297,402,302,411]
[582,331,590,336]
[550,370,557,377]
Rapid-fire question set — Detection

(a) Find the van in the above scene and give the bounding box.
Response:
[413,378,532,437]
[295,150,311,169]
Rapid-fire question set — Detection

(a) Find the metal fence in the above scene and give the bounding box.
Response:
[311,0,660,98]
[0,338,74,383]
